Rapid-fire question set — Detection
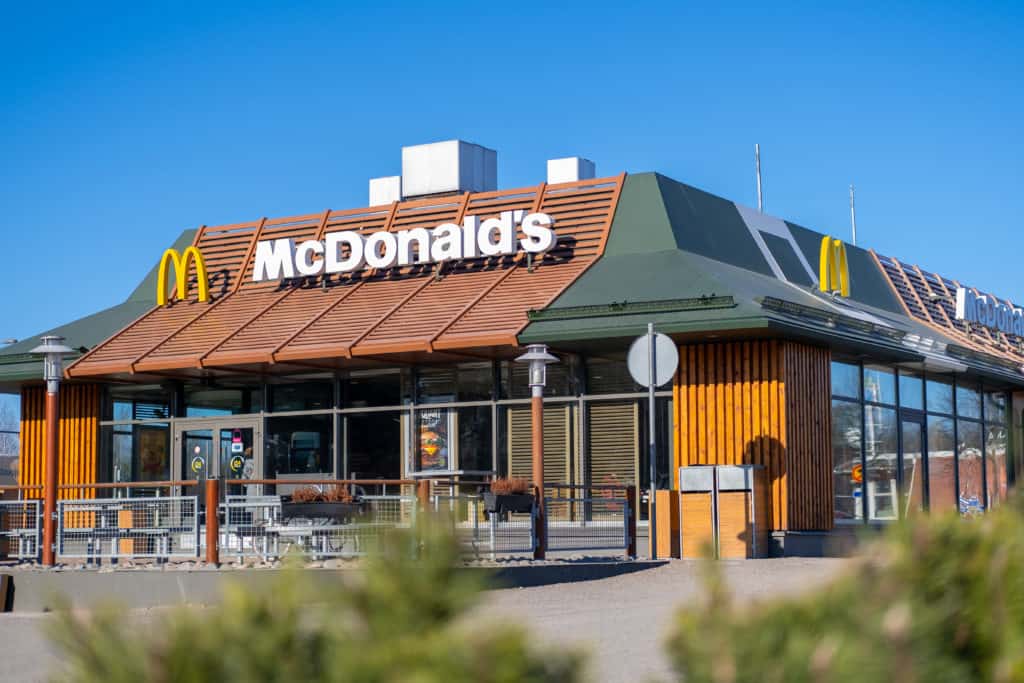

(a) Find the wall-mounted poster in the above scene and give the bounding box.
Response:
[136,425,169,481]
[418,409,451,471]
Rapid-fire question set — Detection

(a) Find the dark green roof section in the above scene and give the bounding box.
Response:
[0,228,196,389]
[786,221,903,315]
[760,232,814,287]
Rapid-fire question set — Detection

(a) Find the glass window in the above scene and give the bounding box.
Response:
[986,423,1009,507]
[863,365,896,406]
[831,399,862,523]
[985,391,1007,424]
[864,405,898,521]
[345,370,410,407]
[102,423,170,483]
[346,411,403,480]
[897,372,923,411]
[900,420,925,517]
[416,363,493,403]
[587,357,643,394]
[957,420,984,515]
[830,361,860,400]
[926,378,954,415]
[185,387,259,417]
[270,381,333,412]
[956,383,982,420]
[105,385,172,421]
[457,405,493,472]
[265,415,333,477]
[416,407,453,471]
[926,415,956,513]
[457,363,494,402]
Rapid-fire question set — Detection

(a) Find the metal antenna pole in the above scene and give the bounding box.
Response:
[755,144,764,213]
[647,322,657,559]
[849,183,858,246]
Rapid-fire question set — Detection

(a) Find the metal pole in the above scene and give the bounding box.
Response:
[647,322,657,559]
[755,144,763,213]
[42,387,59,566]
[532,387,546,560]
[849,183,858,246]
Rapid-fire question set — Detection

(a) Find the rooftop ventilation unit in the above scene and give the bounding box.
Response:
[547,157,595,184]
[400,140,497,199]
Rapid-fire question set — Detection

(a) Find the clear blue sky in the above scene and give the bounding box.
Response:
[1,1,1022,341]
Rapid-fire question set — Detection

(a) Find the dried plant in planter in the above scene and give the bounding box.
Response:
[490,477,532,495]
[289,485,356,503]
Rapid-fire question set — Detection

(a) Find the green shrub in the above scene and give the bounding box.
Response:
[666,497,1024,683]
[48,525,584,683]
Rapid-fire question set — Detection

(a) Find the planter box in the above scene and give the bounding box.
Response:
[483,492,534,514]
[281,501,364,523]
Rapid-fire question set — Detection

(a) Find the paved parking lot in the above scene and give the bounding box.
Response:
[0,557,850,682]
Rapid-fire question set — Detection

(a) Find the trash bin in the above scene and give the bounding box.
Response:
[679,466,715,558]
[679,465,768,559]
[716,465,768,559]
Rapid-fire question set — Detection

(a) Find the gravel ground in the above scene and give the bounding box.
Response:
[0,557,851,682]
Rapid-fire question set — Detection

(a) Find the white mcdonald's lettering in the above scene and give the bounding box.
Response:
[955,287,1024,337]
[252,210,556,282]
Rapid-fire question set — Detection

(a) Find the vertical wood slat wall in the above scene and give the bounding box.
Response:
[674,340,832,531]
[18,384,101,499]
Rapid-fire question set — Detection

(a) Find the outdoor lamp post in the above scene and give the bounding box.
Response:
[30,335,73,566]
[514,344,558,560]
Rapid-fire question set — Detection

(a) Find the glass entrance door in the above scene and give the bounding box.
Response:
[173,418,262,497]
[900,417,926,517]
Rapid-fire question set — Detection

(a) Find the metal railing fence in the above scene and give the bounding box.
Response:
[56,496,199,561]
[433,494,536,556]
[0,500,41,560]
[545,495,630,552]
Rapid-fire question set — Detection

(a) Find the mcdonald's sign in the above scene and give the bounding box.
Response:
[818,236,850,297]
[157,247,210,306]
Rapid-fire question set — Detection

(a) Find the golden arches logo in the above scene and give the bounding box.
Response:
[157,247,210,306]
[818,236,850,297]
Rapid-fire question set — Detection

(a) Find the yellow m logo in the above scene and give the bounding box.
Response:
[157,247,210,306]
[819,236,850,297]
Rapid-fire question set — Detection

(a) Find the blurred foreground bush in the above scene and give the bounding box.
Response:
[667,497,1024,682]
[48,524,583,683]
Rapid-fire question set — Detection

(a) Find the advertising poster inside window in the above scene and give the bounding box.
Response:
[418,408,451,471]
[136,425,168,481]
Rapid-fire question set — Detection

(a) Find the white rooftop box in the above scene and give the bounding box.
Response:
[369,175,402,205]
[547,157,596,184]
[401,140,497,198]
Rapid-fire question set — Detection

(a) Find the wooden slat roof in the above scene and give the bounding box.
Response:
[871,250,1024,363]
[66,175,624,379]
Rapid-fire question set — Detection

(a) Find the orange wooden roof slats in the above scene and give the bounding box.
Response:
[66,175,626,378]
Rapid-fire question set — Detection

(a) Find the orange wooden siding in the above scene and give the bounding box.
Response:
[18,384,100,499]
[674,340,832,531]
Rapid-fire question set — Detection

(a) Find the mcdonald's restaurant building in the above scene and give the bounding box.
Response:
[3,141,1023,555]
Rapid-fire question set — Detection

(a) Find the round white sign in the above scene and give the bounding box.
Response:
[627,332,679,387]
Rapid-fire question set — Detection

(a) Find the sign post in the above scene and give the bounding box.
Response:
[627,324,679,559]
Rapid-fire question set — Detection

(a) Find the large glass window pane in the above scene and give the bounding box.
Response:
[956,383,982,420]
[185,387,259,417]
[830,361,861,400]
[105,385,172,421]
[898,372,923,411]
[863,365,896,406]
[345,371,410,407]
[864,405,898,521]
[587,357,643,394]
[926,378,954,415]
[457,363,493,402]
[270,381,333,412]
[417,368,457,404]
[926,415,956,513]
[900,420,925,517]
[986,423,1009,507]
[831,399,862,523]
[457,405,493,473]
[346,412,404,480]
[265,415,333,477]
[957,420,984,515]
[102,423,170,483]
[985,391,1007,424]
